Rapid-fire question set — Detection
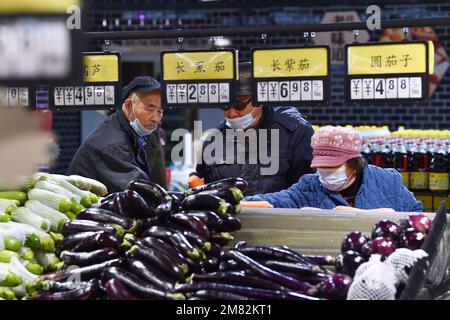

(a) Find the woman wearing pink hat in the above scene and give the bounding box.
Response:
[245,126,423,212]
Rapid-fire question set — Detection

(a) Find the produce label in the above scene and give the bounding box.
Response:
[400,172,410,188]
[161,49,238,109]
[410,172,429,190]
[345,41,433,104]
[50,52,122,111]
[251,46,330,107]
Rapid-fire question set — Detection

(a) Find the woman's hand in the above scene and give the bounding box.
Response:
[333,206,395,212]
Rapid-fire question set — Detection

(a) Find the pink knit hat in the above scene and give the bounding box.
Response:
[311,126,362,168]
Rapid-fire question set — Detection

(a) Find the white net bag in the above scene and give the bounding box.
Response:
[353,254,383,279]
[385,249,428,284]
[347,261,397,300]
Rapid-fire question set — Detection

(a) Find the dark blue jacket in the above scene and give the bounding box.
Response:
[245,165,423,212]
[68,110,165,193]
[196,107,314,196]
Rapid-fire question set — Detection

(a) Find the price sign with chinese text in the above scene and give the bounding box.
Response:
[50,52,122,111]
[161,49,238,109]
[345,41,434,104]
[0,86,33,109]
[251,46,330,106]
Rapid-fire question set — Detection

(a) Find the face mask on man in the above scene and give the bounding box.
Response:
[318,165,354,192]
[129,106,156,137]
[225,112,255,129]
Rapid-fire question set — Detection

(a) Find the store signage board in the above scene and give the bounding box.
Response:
[0,86,34,110]
[161,49,238,109]
[345,41,434,104]
[251,46,330,106]
[0,0,83,85]
[50,52,122,111]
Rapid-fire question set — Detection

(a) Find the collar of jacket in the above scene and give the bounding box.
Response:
[115,109,146,148]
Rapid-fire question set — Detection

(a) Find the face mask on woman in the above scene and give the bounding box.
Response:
[318,165,354,192]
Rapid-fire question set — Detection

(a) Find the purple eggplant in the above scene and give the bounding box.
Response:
[341,231,372,257]
[319,273,353,300]
[371,220,404,244]
[76,208,135,230]
[56,231,97,256]
[101,267,185,300]
[210,232,234,246]
[127,244,186,283]
[61,220,123,237]
[61,248,118,267]
[262,260,323,276]
[187,178,248,195]
[101,193,117,203]
[136,217,160,235]
[182,211,223,230]
[181,194,231,214]
[105,278,140,300]
[154,195,173,220]
[139,237,188,272]
[113,192,127,216]
[208,242,224,258]
[302,255,335,266]
[190,271,288,291]
[371,237,397,256]
[123,189,156,219]
[175,282,318,300]
[233,241,247,250]
[127,180,168,207]
[168,192,184,212]
[218,259,240,272]
[192,289,253,300]
[127,259,175,291]
[35,279,94,293]
[98,199,116,212]
[71,231,122,252]
[335,250,365,277]
[407,213,432,234]
[224,250,318,296]
[170,213,211,239]
[202,257,219,273]
[142,226,201,260]
[279,246,314,265]
[28,279,98,300]
[236,246,309,264]
[42,258,123,282]
[197,187,244,205]
[404,228,426,250]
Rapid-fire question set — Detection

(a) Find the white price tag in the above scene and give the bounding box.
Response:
[386,78,398,99]
[18,88,29,106]
[208,83,219,103]
[409,77,422,98]
[198,83,208,103]
[219,83,230,103]
[187,84,198,103]
[279,81,290,102]
[8,87,19,106]
[54,87,64,106]
[74,87,84,106]
[350,79,363,100]
[362,79,374,99]
[64,87,75,105]
[374,78,386,99]
[301,81,312,101]
[104,86,115,105]
[94,86,105,105]
[398,77,410,99]
[166,84,177,104]
[0,87,8,106]
[177,84,187,103]
[257,82,268,102]
[268,82,279,101]
[312,80,323,101]
[290,81,301,101]
[84,86,95,105]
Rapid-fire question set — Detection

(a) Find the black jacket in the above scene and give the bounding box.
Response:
[196,107,314,196]
[67,110,166,193]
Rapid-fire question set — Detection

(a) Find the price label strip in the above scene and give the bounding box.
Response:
[161,49,238,109]
[345,41,434,104]
[0,0,83,84]
[0,86,34,109]
[50,52,122,111]
[251,46,330,106]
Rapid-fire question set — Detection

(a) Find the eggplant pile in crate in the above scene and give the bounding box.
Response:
[25,178,247,300]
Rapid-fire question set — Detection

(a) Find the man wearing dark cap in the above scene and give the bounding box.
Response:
[195,62,314,196]
[68,76,167,193]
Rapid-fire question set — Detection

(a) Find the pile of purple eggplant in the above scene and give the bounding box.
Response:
[26,178,249,300]
[336,213,432,277]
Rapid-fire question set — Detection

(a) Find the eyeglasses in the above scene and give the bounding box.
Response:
[237,98,252,110]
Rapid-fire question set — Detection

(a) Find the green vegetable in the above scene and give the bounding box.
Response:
[0,199,19,214]
[0,271,22,287]
[67,175,108,197]
[65,211,77,220]
[49,232,63,244]
[40,175,97,206]
[0,250,19,263]
[0,287,16,300]
[35,251,62,271]
[0,214,11,223]
[0,192,27,205]
[24,262,44,275]
[70,199,83,214]
[19,247,35,261]
[11,207,51,232]
[3,236,20,252]
[25,200,69,232]
[27,189,72,213]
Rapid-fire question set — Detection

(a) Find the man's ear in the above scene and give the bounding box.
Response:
[122,98,133,120]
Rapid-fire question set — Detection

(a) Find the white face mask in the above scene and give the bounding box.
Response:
[318,165,352,192]
[225,113,255,129]
[129,106,156,137]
